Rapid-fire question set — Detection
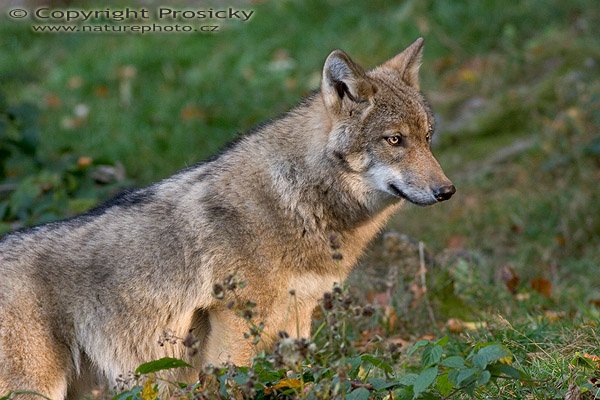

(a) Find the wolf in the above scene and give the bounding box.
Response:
[0,38,454,399]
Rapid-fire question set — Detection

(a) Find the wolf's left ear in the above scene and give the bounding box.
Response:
[321,50,375,114]
[382,37,424,90]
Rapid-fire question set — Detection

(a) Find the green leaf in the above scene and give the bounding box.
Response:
[435,336,449,346]
[472,344,510,369]
[135,357,192,374]
[112,386,142,400]
[347,387,371,400]
[422,345,443,367]
[368,377,398,390]
[476,370,491,386]
[435,373,454,396]
[413,367,438,398]
[393,387,414,400]
[487,363,525,380]
[441,356,465,369]
[571,352,598,369]
[347,355,363,376]
[408,340,430,356]
[455,368,478,386]
[397,373,418,386]
[361,354,393,375]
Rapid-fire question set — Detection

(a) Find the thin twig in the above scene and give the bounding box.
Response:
[419,241,437,327]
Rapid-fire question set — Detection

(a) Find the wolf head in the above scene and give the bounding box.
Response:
[321,38,455,207]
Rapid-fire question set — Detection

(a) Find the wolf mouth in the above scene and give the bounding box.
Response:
[388,183,430,206]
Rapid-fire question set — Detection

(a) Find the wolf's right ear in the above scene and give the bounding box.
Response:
[382,38,424,90]
[321,50,375,114]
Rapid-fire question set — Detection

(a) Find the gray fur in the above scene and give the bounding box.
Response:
[0,38,454,399]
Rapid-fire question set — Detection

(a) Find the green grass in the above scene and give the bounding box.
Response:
[1,0,599,398]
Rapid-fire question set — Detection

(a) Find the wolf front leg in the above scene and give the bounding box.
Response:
[203,308,255,366]
[0,302,71,400]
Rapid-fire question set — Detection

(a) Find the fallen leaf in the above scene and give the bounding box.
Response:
[265,378,302,394]
[510,223,524,234]
[583,353,600,366]
[45,94,61,108]
[409,282,426,308]
[385,305,398,331]
[447,235,466,249]
[446,318,464,333]
[446,318,487,333]
[366,290,390,307]
[77,156,93,168]
[180,105,206,121]
[554,235,566,247]
[67,75,83,89]
[498,265,520,294]
[94,85,109,97]
[531,277,552,298]
[544,310,565,322]
[515,293,531,301]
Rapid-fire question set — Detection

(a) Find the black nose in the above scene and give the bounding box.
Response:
[433,185,456,202]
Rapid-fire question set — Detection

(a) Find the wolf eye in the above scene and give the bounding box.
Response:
[386,135,402,146]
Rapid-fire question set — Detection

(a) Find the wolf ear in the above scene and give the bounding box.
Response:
[382,37,424,90]
[321,50,375,114]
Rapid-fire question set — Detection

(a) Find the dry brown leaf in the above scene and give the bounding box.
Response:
[447,235,466,249]
[77,156,93,168]
[446,318,487,333]
[544,310,565,322]
[265,378,302,394]
[94,85,109,98]
[531,277,552,298]
[589,299,600,308]
[367,290,391,307]
[180,105,206,121]
[45,94,62,109]
[499,265,520,294]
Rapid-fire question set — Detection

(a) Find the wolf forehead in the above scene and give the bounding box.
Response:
[362,72,435,134]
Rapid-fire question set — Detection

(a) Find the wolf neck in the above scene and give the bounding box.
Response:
[254,94,399,236]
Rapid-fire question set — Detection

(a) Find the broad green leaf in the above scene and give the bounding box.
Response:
[488,363,525,380]
[368,377,398,390]
[435,336,449,346]
[413,367,438,398]
[393,387,414,400]
[476,370,491,386]
[361,354,393,375]
[408,340,430,356]
[422,345,443,367]
[397,373,418,386]
[455,368,478,386]
[441,356,465,369]
[135,357,192,374]
[347,387,371,400]
[435,373,454,396]
[472,344,510,369]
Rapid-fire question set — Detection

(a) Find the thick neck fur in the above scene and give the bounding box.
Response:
[214,93,398,237]
[258,95,389,228]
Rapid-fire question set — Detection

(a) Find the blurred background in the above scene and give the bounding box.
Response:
[1,1,599,394]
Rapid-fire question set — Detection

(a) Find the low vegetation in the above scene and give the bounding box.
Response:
[0,0,598,398]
